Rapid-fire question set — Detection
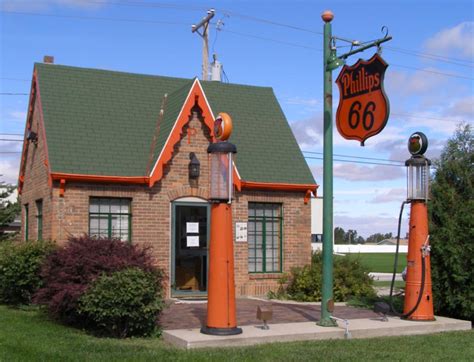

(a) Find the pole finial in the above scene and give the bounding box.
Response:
[321,10,334,23]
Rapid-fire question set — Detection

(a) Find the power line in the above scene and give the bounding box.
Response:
[385,46,474,65]
[0,152,22,154]
[304,155,404,167]
[303,151,404,164]
[391,112,465,123]
[0,10,188,26]
[384,47,474,69]
[0,93,28,96]
[221,29,321,51]
[0,133,23,136]
[391,63,474,81]
[0,139,23,142]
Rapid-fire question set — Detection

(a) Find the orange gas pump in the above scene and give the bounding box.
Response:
[200,113,242,335]
[386,132,434,321]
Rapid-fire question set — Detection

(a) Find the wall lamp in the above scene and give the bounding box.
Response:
[189,152,200,179]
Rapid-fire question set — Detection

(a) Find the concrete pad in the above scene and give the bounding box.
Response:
[162,316,471,349]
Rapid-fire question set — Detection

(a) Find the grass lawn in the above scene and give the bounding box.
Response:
[1,305,473,361]
[338,253,407,273]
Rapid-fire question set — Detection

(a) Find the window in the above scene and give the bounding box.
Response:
[89,198,131,241]
[248,203,282,273]
[24,204,29,241]
[36,200,43,240]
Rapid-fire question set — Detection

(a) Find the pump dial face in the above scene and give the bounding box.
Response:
[214,112,233,141]
[408,132,428,155]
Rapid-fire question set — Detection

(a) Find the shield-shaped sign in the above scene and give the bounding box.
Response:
[335,53,390,146]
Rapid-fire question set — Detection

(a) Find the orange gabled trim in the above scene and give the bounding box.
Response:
[17,68,53,194]
[18,70,38,194]
[35,75,53,188]
[149,79,216,187]
[241,180,318,204]
[51,173,149,185]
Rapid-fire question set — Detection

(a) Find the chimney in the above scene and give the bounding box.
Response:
[210,54,222,82]
[43,55,54,64]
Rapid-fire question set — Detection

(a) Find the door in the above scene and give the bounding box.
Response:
[171,202,209,296]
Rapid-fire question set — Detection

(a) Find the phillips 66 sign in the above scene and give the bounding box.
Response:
[335,53,390,146]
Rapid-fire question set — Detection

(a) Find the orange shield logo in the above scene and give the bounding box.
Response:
[335,53,390,146]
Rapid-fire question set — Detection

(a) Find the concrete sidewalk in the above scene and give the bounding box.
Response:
[370,272,403,281]
[163,316,471,349]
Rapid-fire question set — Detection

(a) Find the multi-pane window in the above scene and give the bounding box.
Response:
[36,200,43,240]
[248,203,282,273]
[89,198,131,242]
[24,204,29,241]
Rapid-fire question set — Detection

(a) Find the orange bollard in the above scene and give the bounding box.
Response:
[201,203,242,335]
[403,201,435,320]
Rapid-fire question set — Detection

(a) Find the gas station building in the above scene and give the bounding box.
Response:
[18,62,317,298]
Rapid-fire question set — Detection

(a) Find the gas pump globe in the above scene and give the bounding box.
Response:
[208,142,236,202]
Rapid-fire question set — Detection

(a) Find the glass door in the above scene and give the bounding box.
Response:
[171,202,209,296]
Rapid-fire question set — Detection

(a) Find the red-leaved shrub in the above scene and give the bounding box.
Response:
[33,235,162,327]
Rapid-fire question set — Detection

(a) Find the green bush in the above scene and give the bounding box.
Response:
[0,241,55,305]
[271,252,376,302]
[78,268,164,338]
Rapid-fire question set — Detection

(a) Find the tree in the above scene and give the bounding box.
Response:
[334,227,345,244]
[429,123,473,321]
[0,184,20,241]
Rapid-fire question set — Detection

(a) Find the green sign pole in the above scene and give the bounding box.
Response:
[317,11,391,326]
[319,10,337,327]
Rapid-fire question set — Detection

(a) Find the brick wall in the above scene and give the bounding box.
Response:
[21,108,312,298]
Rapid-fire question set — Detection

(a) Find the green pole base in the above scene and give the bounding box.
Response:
[317,318,338,327]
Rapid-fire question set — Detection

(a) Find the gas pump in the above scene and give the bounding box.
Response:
[387,132,435,320]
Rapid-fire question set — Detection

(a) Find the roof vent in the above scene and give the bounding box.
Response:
[210,54,222,82]
[43,55,54,64]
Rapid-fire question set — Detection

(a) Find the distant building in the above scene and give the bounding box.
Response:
[377,238,408,245]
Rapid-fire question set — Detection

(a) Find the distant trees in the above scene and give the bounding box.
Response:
[0,184,20,241]
[333,227,395,245]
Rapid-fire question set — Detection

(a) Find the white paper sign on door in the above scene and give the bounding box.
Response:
[187,235,199,247]
[235,222,247,242]
[186,222,199,233]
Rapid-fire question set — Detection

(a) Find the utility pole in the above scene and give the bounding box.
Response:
[319,10,392,327]
[192,9,215,81]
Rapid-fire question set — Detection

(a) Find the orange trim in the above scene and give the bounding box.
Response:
[17,71,38,194]
[149,80,216,187]
[59,179,66,197]
[241,181,318,193]
[51,172,149,184]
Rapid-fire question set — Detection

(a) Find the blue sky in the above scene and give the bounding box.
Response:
[1,0,473,237]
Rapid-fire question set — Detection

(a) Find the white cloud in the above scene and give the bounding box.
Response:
[284,97,319,108]
[424,22,474,59]
[0,157,21,185]
[289,116,323,149]
[333,163,404,182]
[9,111,27,123]
[370,188,406,204]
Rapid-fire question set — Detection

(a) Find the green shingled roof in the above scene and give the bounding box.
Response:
[35,63,315,185]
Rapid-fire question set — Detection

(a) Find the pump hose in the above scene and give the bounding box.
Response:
[389,201,426,318]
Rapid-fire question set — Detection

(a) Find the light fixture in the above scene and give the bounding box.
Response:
[327,51,345,71]
[188,152,200,179]
[26,130,38,144]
